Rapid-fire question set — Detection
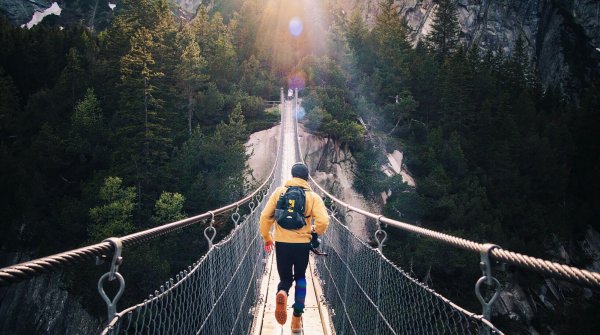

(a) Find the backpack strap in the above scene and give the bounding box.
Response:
[280,185,311,218]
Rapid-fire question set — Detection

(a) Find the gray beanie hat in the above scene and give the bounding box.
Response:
[291,163,309,180]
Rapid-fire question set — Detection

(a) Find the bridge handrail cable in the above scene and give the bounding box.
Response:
[306,152,600,289]
[292,99,600,290]
[326,212,502,332]
[292,97,503,333]
[100,99,286,334]
[0,131,280,287]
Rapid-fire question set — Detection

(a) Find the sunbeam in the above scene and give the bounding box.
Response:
[253,0,329,76]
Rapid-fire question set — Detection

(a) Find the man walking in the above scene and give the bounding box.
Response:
[259,163,330,333]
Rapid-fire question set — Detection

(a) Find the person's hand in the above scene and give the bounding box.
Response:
[264,240,274,254]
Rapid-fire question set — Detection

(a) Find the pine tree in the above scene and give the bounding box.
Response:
[115,25,171,206]
[57,47,85,107]
[0,70,19,143]
[239,55,269,97]
[231,0,261,61]
[175,25,208,135]
[426,0,460,61]
[151,192,186,226]
[192,8,237,90]
[387,90,418,134]
[440,49,475,132]
[506,35,532,93]
[89,177,136,241]
[69,88,106,160]
[197,82,225,125]
[371,0,413,100]
[346,9,374,74]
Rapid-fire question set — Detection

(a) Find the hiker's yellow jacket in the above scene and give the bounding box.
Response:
[259,177,329,243]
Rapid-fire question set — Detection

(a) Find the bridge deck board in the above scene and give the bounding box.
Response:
[251,100,333,335]
[253,252,332,335]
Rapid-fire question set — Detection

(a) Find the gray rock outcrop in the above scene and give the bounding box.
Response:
[245,121,378,240]
[0,0,52,26]
[337,0,600,96]
[0,253,102,335]
[299,124,378,240]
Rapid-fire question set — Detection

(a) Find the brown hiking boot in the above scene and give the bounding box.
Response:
[275,290,287,325]
[291,315,302,333]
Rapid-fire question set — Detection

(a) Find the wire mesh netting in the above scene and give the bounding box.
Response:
[100,93,286,335]
[313,213,503,335]
[101,97,504,335]
[101,201,267,335]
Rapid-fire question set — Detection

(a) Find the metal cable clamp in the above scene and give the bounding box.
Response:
[204,211,216,249]
[231,205,241,226]
[344,205,354,224]
[374,215,387,252]
[97,237,125,322]
[475,243,502,334]
[329,201,338,217]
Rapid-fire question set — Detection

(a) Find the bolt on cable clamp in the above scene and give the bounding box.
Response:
[374,215,387,252]
[97,237,125,322]
[479,243,500,285]
[102,237,123,281]
[204,212,217,248]
[475,243,502,328]
[231,206,241,226]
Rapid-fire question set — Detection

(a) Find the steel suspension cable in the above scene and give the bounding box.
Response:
[0,124,281,287]
[307,157,600,289]
[101,98,287,334]
[290,97,502,333]
[292,99,600,290]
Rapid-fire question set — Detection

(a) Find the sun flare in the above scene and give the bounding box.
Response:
[253,0,329,76]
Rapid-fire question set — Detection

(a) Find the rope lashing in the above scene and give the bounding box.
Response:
[329,201,338,217]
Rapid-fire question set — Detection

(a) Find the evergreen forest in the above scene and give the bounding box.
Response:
[1,0,599,333]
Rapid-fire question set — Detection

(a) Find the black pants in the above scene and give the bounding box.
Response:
[275,242,310,291]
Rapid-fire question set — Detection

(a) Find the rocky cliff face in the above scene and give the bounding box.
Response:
[0,0,53,25]
[489,227,600,334]
[340,0,599,53]
[246,121,378,240]
[0,0,200,29]
[4,0,597,96]
[246,123,279,184]
[298,124,377,240]
[338,0,600,96]
[0,253,102,335]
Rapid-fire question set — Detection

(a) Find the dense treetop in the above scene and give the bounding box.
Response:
[0,0,599,332]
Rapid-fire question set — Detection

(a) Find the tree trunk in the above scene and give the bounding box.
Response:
[188,89,193,135]
[387,118,401,135]
[143,75,149,162]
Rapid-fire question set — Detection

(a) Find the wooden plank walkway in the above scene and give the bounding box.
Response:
[250,99,333,335]
[251,252,333,335]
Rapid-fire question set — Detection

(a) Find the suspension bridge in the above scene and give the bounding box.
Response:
[1,90,600,334]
